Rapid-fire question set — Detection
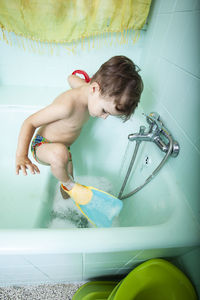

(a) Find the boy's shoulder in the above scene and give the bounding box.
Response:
[51,89,75,115]
[54,89,75,104]
[53,88,83,111]
[56,88,80,100]
[50,87,88,120]
[58,87,85,105]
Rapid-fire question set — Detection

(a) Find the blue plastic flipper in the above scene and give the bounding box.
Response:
[76,187,123,227]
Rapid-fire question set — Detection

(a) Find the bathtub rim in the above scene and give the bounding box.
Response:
[0,217,199,255]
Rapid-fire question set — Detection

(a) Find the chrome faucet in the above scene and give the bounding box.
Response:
[118,112,180,200]
[128,112,180,157]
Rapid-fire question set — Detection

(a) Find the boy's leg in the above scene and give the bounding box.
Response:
[35,142,73,185]
[60,160,74,199]
[67,160,73,179]
[35,142,92,205]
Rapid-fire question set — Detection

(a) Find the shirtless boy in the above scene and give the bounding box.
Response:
[16,56,143,200]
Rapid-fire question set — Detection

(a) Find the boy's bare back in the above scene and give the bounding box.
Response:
[36,87,90,147]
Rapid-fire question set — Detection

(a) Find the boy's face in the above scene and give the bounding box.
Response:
[88,82,121,119]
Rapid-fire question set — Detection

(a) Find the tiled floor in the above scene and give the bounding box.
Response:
[0,283,83,300]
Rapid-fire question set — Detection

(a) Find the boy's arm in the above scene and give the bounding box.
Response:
[68,75,88,89]
[16,99,73,175]
[16,118,39,175]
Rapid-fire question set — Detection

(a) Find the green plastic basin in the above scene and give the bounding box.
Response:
[108,259,197,300]
[72,281,118,300]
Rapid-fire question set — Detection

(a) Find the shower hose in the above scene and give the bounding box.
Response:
[118,135,173,200]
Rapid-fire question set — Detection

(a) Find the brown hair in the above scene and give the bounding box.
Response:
[90,56,143,121]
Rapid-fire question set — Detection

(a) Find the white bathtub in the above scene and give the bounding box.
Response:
[0,100,199,286]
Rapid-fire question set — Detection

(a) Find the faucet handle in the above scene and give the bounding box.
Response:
[139,125,146,134]
[149,112,160,120]
[146,112,162,132]
[146,112,160,124]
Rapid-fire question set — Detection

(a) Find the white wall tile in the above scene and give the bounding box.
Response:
[0,255,30,267]
[37,265,82,281]
[0,254,84,284]
[0,31,144,87]
[179,247,200,286]
[150,14,173,58]
[0,265,49,284]
[159,0,177,13]
[162,11,200,77]
[25,253,82,267]
[84,267,119,279]
[172,247,200,295]
[24,254,83,281]
[160,106,200,221]
[135,247,193,261]
[160,62,200,150]
[83,251,143,279]
[84,251,140,265]
[141,0,200,227]
[142,92,200,221]
[175,0,200,11]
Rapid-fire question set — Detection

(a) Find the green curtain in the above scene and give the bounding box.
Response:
[0,0,151,43]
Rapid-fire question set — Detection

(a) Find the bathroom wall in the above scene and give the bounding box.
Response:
[0,30,144,88]
[141,0,200,222]
[171,247,200,295]
[140,0,200,293]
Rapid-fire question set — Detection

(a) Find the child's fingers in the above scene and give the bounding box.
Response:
[26,163,40,175]
[16,165,20,175]
[16,160,40,175]
[27,164,35,175]
[21,165,27,176]
[33,164,40,174]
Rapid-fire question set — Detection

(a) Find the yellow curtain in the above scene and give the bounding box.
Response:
[0,0,151,44]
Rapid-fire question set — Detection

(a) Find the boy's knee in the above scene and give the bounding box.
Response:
[51,144,70,167]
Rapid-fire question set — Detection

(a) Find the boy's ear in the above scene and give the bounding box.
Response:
[90,81,100,94]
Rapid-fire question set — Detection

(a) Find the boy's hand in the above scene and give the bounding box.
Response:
[16,156,40,176]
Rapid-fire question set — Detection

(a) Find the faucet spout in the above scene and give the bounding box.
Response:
[128,132,154,142]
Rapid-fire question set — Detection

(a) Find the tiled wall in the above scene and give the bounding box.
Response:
[140,0,200,294]
[140,0,200,222]
[172,247,200,295]
[0,246,191,286]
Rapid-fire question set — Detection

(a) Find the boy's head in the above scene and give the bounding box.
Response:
[89,56,143,121]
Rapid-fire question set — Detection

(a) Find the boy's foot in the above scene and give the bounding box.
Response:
[61,183,92,205]
[60,185,70,199]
